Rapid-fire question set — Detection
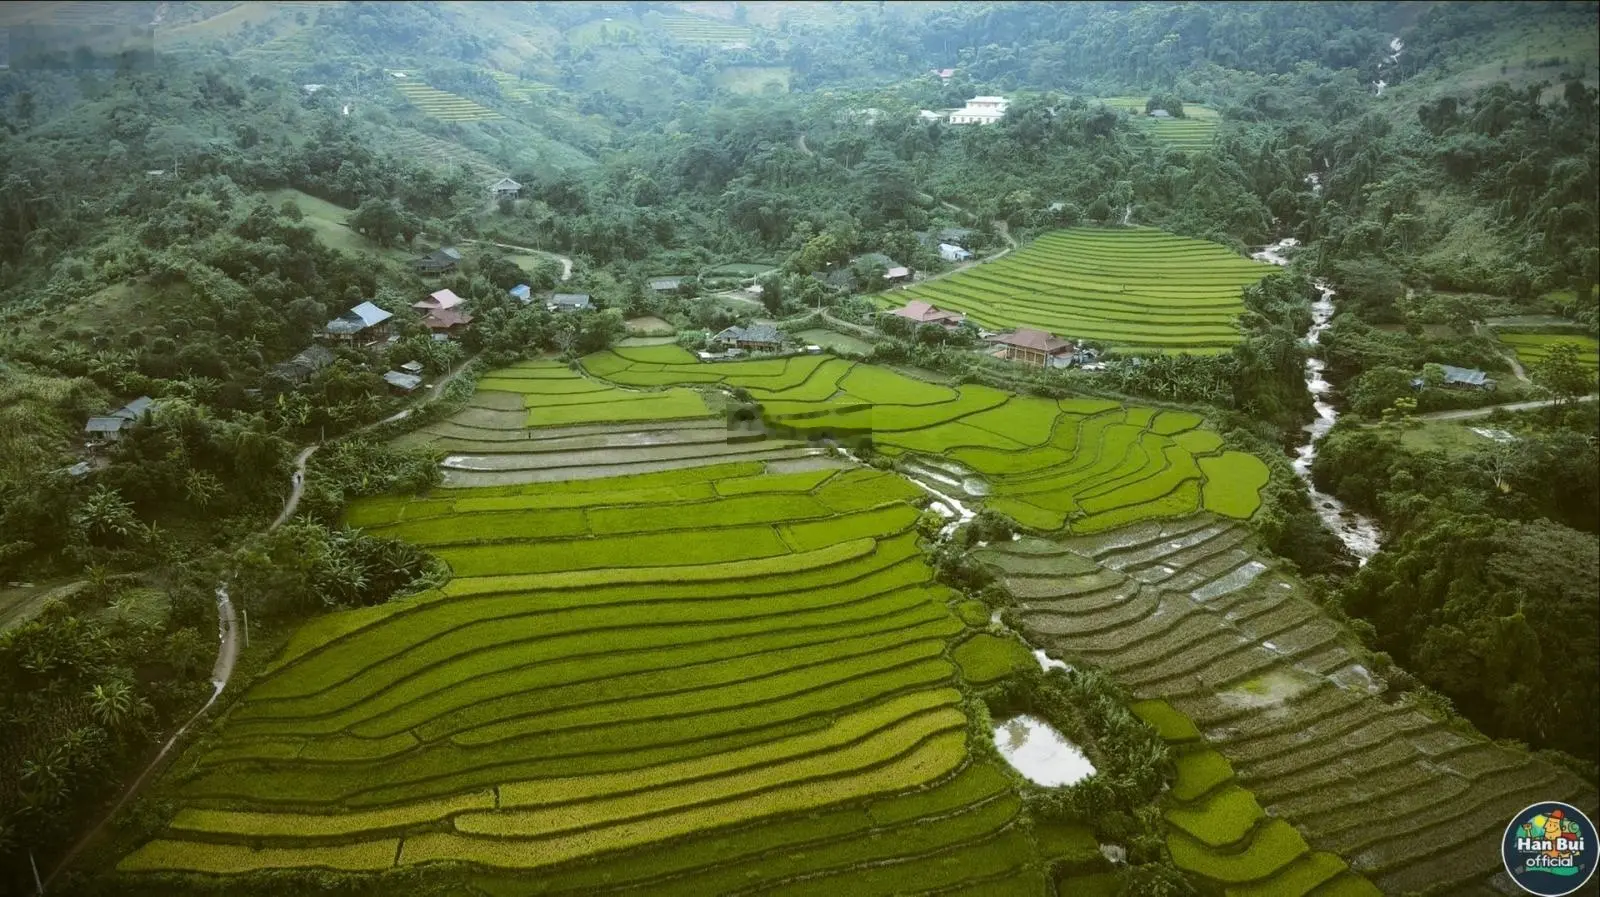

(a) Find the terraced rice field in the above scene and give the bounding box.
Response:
[394,82,504,122]
[385,129,508,182]
[1099,97,1221,151]
[1497,331,1600,372]
[656,13,753,44]
[979,518,1600,895]
[575,345,1269,531]
[394,358,838,486]
[878,228,1273,355]
[117,448,1104,893]
[488,70,557,104]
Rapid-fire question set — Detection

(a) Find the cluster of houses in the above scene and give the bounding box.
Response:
[882,299,1099,370]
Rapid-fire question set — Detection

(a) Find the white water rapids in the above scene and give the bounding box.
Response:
[1252,239,1383,563]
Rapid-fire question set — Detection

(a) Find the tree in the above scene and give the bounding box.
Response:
[1532,342,1593,409]
[347,199,409,247]
[1350,365,1416,417]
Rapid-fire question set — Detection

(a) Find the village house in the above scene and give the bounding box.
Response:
[886,300,965,330]
[932,68,956,80]
[509,284,532,303]
[548,292,592,312]
[648,277,685,294]
[988,328,1076,368]
[918,110,943,122]
[325,301,394,345]
[1149,109,1173,119]
[852,253,911,284]
[413,288,464,313]
[383,370,423,394]
[1412,365,1497,391]
[488,177,522,200]
[885,266,913,283]
[412,247,462,276]
[399,361,425,375]
[83,396,159,444]
[948,96,1009,125]
[713,323,785,352]
[268,344,336,386]
[939,243,972,262]
[422,307,474,340]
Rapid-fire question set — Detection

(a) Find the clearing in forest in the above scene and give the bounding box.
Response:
[1099,97,1221,151]
[880,227,1275,355]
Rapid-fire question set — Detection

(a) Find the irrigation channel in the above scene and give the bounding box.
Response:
[1251,239,1382,563]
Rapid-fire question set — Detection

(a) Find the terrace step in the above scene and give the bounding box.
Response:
[1018,589,1161,637]
[1131,525,1251,577]
[1246,735,1432,804]
[1317,760,1560,852]
[1062,515,1213,559]
[1017,582,1141,617]
[1098,521,1236,570]
[1240,715,1446,786]
[1202,685,1368,746]
[1147,547,1254,591]
[1223,702,1422,767]
[1066,603,1229,659]
[1002,569,1125,600]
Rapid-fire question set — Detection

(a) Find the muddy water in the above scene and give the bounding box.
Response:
[1251,239,1383,564]
[993,715,1097,786]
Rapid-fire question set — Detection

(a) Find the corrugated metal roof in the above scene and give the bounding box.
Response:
[383,371,423,391]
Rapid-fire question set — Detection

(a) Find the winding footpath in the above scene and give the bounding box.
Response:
[47,358,473,885]
[459,239,573,281]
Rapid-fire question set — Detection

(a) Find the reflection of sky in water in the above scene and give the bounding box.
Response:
[993,715,1096,787]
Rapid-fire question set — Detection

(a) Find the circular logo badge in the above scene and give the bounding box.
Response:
[1503,801,1598,896]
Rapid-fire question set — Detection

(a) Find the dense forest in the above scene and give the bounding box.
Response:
[0,0,1596,889]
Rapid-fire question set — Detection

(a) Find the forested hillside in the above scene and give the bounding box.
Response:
[0,1,1596,893]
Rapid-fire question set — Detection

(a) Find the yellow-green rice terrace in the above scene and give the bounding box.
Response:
[115,351,1274,894]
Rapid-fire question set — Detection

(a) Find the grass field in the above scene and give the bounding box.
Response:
[261,189,417,262]
[980,519,1600,894]
[876,228,1274,355]
[1099,98,1221,151]
[394,82,504,122]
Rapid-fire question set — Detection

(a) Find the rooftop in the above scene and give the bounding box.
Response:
[989,328,1073,354]
[415,288,464,310]
[715,323,783,345]
[550,293,592,308]
[383,371,423,391]
[889,300,965,325]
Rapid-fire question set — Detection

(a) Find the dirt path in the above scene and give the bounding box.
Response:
[460,239,573,281]
[797,133,812,156]
[47,357,475,885]
[1473,322,1530,384]
[1360,393,1596,425]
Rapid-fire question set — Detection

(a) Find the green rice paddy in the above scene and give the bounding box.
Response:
[1099,97,1221,151]
[116,460,1107,892]
[878,228,1274,354]
[1498,331,1600,372]
[394,82,504,123]
[112,353,1279,892]
[570,347,1269,530]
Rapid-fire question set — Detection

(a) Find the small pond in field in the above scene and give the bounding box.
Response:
[992,715,1096,787]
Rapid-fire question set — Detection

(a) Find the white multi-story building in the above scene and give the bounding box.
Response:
[948,96,1009,125]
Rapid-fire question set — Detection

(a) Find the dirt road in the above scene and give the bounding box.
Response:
[461,239,573,281]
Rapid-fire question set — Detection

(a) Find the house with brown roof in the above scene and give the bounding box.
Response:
[422,307,474,339]
[988,328,1076,368]
[886,300,966,330]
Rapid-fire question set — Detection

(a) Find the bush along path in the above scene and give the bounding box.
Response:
[977,516,1599,895]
